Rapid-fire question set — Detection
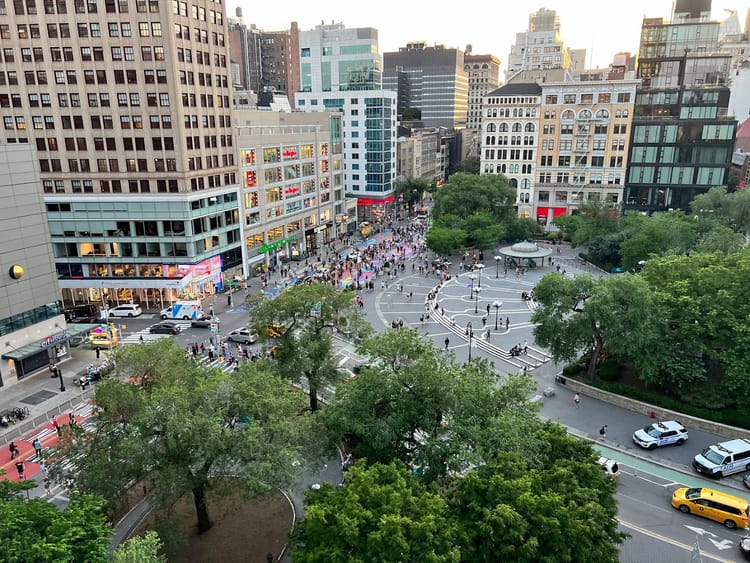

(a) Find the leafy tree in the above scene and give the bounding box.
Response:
[424,225,467,256]
[112,531,165,563]
[449,157,480,176]
[445,424,625,562]
[532,273,662,379]
[321,329,540,482]
[53,339,308,535]
[394,177,430,209]
[619,211,698,269]
[0,474,111,563]
[696,225,745,254]
[249,283,370,412]
[292,461,460,563]
[432,173,516,222]
[640,250,750,402]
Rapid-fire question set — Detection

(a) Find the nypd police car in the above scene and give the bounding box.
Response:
[633,420,688,450]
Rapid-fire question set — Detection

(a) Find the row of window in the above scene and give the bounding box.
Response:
[484,135,534,147]
[486,122,536,133]
[38,152,235,174]
[34,134,233,154]
[3,0,159,17]
[0,68,170,87]
[486,108,537,119]
[537,172,623,184]
[537,190,621,203]
[171,0,223,26]
[544,92,632,105]
[42,173,237,195]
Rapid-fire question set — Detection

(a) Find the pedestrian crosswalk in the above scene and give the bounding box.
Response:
[194,355,240,374]
[120,322,192,345]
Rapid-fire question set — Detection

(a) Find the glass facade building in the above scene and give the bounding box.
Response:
[624,0,737,212]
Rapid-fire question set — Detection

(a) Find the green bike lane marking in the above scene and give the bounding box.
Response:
[594,442,749,498]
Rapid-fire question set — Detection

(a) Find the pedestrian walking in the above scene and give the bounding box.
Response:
[486,303,490,315]
[15,460,25,479]
[523,340,528,354]
[52,417,61,437]
[482,315,487,327]
[505,317,510,331]
[95,347,101,359]
[9,441,19,459]
[573,393,580,408]
[420,314,424,325]
[139,334,144,344]
[599,425,608,440]
[32,438,42,457]
[444,337,450,351]
[49,363,57,378]
[68,412,76,427]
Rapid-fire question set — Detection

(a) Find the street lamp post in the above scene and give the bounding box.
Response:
[493,300,503,331]
[475,263,485,287]
[466,322,473,364]
[473,287,482,314]
[494,255,502,278]
[467,274,477,299]
[57,368,65,392]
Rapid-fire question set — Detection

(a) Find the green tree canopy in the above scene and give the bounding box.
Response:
[292,461,460,563]
[394,177,431,209]
[449,157,480,176]
[321,329,540,482]
[445,424,625,562]
[618,211,699,270]
[248,282,371,412]
[53,339,309,535]
[0,476,111,563]
[532,273,663,379]
[111,531,165,563]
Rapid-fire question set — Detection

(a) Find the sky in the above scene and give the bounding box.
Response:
[234,0,750,72]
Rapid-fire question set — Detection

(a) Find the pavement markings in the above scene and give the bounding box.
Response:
[120,322,192,345]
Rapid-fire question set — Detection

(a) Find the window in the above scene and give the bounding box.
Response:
[617,92,631,103]
[139,22,149,36]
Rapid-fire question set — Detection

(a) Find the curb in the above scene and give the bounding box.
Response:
[273,487,296,562]
[555,374,750,442]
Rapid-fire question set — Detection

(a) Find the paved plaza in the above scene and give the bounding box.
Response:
[369,243,603,374]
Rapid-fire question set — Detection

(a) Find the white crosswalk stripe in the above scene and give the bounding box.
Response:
[120,322,191,345]
[194,355,239,374]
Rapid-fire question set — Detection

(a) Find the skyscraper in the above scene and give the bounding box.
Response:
[294,22,396,220]
[464,48,501,132]
[382,42,469,129]
[505,8,580,83]
[0,0,240,309]
[624,0,737,212]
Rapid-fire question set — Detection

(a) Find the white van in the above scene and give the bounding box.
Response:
[693,438,750,478]
[160,300,202,320]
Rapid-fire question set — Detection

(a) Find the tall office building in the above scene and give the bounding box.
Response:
[624,0,737,212]
[0,0,240,310]
[295,22,396,220]
[464,47,501,134]
[0,143,75,388]
[505,8,580,83]
[382,42,469,129]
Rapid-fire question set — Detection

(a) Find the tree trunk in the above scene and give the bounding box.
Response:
[308,378,319,412]
[586,329,603,379]
[192,484,212,533]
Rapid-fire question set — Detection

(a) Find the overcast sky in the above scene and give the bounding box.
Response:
[234,1,750,71]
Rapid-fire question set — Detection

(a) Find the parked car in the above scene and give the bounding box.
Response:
[149,322,180,335]
[107,304,142,318]
[632,420,688,450]
[191,315,213,328]
[225,328,257,344]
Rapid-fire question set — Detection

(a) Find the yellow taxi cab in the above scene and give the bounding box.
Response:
[671,487,749,529]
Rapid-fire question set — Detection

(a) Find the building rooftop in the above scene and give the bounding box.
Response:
[487,83,543,97]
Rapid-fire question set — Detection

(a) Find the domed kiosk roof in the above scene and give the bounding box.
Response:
[498,240,552,259]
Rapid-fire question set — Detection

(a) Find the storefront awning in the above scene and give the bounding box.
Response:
[1,323,99,361]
